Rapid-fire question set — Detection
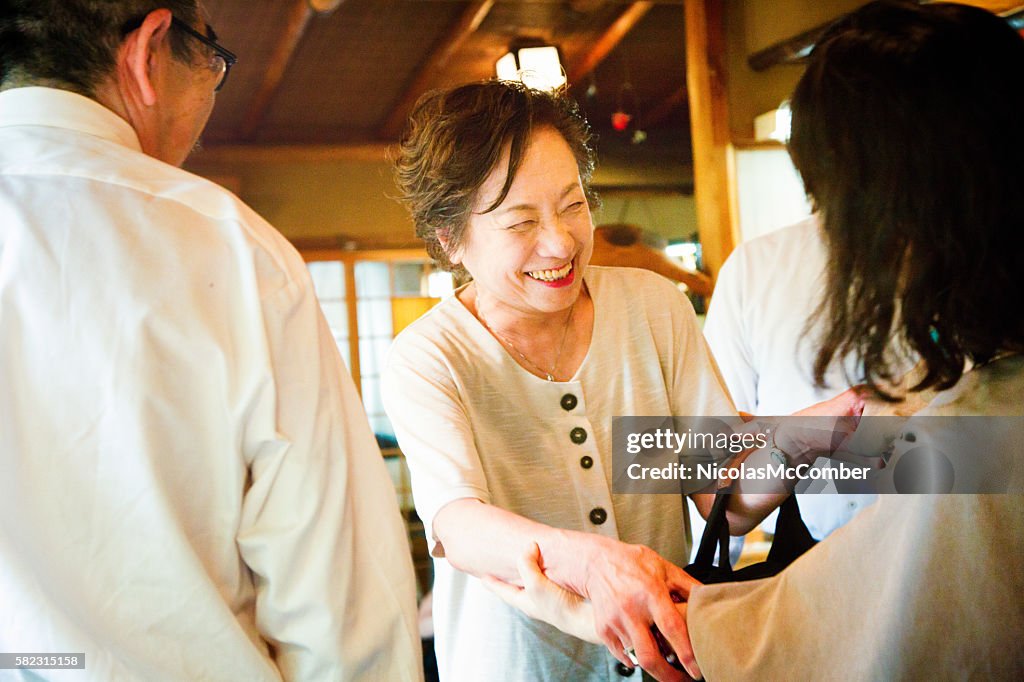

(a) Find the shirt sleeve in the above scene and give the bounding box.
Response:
[659,276,736,419]
[235,261,422,681]
[381,329,492,557]
[703,247,759,414]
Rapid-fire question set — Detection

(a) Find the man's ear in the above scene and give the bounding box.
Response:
[119,9,174,107]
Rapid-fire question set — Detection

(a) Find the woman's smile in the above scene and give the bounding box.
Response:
[525,262,574,286]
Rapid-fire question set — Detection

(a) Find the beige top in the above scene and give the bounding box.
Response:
[383,266,735,681]
[688,355,1024,680]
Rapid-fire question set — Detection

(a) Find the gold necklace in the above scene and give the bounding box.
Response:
[480,300,576,382]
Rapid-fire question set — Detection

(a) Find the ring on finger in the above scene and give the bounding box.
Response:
[623,646,639,667]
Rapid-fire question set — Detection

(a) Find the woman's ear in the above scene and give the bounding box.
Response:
[438,228,462,265]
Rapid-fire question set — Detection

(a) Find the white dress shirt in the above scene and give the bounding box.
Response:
[0,87,421,681]
[703,217,875,538]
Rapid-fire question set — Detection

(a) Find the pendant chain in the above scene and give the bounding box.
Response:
[480,300,576,382]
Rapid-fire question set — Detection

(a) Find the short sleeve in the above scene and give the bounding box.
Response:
[654,275,735,419]
[382,329,492,556]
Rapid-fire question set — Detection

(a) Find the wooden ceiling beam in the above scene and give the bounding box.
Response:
[191,144,391,165]
[641,85,688,128]
[749,1,1024,71]
[307,0,344,13]
[377,0,495,141]
[239,0,315,141]
[566,1,654,86]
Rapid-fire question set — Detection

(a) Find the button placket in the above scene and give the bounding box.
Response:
[558,385,614,536]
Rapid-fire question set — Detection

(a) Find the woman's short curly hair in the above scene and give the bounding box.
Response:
[393,79,598,276]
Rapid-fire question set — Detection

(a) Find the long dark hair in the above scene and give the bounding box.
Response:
[789,0,1024,395]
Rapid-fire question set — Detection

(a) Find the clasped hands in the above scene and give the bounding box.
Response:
[484,538,702,682]
[483,388,867,680]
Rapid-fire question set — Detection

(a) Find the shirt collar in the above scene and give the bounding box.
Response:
[0,86,143,153]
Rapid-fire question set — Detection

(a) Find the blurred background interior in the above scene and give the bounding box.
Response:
[182,0,1024,668]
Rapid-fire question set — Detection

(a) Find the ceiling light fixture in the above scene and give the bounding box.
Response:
[495,45,567,92]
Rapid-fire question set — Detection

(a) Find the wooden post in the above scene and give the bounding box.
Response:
[344,261,361,394]
[685,0,736,281]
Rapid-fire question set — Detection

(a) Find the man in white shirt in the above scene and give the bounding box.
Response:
[704,216,875,538]
[0,2,420,680]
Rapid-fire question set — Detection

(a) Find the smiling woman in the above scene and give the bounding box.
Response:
[386,79,865,682]
[383,80,741,682]
[450,127,594,363]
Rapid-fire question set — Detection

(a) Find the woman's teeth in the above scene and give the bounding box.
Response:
[526,263,573,282]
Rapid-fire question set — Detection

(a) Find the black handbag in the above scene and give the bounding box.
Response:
[648,488,819,674]
[684,486,817,584]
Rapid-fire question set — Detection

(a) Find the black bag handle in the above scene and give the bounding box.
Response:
[686,484,817,583]
[693,489,734,576]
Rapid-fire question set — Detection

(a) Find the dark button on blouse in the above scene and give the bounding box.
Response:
[560,393,578,411]
[614,662,636,677]
[580,455,594,469]
[589,507,608,525]
[570,427,587,444]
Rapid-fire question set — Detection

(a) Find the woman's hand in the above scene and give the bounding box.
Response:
[700,387,869,534]
[483,543,599,643]
[435,501,701,678]
[794,386,866,418]
[582,538,701,680]
[773,387,866,462]
[488,540,702,681]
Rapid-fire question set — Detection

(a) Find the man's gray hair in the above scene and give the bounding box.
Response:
[0,1,201,95]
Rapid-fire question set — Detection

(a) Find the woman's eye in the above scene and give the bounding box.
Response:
[562,201,585,212]
[506,220,536,231]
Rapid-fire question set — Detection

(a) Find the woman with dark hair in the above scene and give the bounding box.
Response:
[489,2,1024,678]
[385,80,856,681]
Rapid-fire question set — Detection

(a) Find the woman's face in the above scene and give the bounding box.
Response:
[449,126,593,318]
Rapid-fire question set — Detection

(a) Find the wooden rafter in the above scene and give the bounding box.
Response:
[377,0,495,141]
[307,0,344,13]
[192,143,391,165]
[749,1,1024,71]
[566,2,653,86]
[239,0,315,140]
[641,86,688,129]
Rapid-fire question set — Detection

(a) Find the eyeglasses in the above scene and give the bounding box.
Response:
[170,17,237,92]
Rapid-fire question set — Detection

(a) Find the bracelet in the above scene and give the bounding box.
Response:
[768,427,793,468]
